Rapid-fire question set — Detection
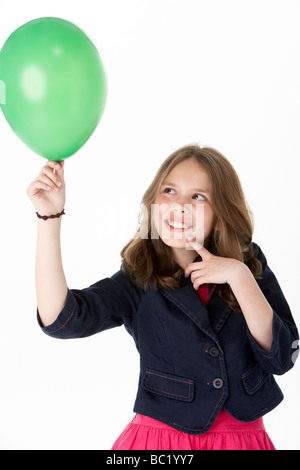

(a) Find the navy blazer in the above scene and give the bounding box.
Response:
[38,242,299,434]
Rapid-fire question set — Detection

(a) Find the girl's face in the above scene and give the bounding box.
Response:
[153,158,217,266]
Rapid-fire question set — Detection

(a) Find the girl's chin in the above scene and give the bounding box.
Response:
[160,228,195,244]
[160,237,191,249]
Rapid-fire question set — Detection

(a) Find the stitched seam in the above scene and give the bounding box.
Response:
[145,383,191,399]
[245,373,269,392]
[47,298,76,334]
[242,363,259,379]
[147,371,192,385]
[145,371,192,399]
[242,365,269,392]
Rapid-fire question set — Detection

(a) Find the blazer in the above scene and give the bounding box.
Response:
[38,242,299,435]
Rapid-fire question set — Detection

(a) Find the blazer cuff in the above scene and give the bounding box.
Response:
[246,310,292,375]
[37,288,77,338]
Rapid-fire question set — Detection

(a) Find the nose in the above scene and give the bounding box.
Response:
[170,202,192,214]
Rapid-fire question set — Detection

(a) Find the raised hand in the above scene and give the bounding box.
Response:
[27,160,65,217]
[184,237,243,289]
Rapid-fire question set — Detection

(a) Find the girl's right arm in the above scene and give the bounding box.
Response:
[26,160,68,327]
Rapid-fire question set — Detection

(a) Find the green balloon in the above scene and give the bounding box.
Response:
[0,17,107,161]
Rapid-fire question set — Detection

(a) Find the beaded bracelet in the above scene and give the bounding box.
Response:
[36,209,65,220]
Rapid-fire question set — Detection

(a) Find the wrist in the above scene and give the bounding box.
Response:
[227,260,251,288]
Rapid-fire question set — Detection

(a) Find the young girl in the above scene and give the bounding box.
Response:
[27,144,298,450]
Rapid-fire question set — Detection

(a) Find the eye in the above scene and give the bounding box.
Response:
[193,193,206,201]
[163,187,176,195]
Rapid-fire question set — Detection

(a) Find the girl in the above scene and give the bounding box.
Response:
[27,144,298,450]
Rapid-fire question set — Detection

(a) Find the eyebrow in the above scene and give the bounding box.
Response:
[162,182,210,193]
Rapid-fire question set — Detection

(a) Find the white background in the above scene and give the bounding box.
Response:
[0,0,299,450]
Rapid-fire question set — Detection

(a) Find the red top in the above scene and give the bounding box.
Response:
[197,283,210,306]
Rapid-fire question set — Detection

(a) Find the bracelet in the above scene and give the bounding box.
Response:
[36,209,65,220]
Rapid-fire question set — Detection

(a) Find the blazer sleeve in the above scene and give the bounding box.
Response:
[37,270,142,339]
[246,242,299,375]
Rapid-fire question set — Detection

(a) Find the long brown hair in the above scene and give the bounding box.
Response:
[121,144,262,312]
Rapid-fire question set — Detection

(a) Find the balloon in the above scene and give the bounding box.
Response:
[0,17,107,161]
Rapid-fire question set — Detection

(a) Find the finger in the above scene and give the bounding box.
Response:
[44,160,64,180]
[41,166,62,188]
[190,269,207,283]
[185,262,203,278]
[191,271,199,283]
[186,236,212,260]
[38,173,61,191]
[45,160,62,171]
[27,180,52,195]
[193,277,208,290]
[54,160,65,180]
[189,271,209,289]
[54,160,65,173]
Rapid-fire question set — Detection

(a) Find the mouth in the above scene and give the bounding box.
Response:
[165,219,193,231]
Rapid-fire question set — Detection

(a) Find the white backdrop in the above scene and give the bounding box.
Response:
[0,0,299,450]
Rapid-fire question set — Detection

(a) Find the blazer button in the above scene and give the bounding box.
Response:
[209,346,220,358]
[213,378,224,389]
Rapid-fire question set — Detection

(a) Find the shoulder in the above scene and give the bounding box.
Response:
[109,269,145,303]
[249,241,268,268]
[111,269,143,290]
[81,269,145,312]
[89,269,142,292]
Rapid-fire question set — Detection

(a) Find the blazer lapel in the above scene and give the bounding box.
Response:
[207,289,232,334]
[161,277,218,343]
[161,278,232,341]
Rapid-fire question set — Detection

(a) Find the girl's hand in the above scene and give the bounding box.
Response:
[26,160,66,217]
[184,238,245,288]
[185,238,274,351]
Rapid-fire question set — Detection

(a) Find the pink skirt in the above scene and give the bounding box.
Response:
[111,409,275,450]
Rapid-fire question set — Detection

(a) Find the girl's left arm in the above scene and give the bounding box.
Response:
[185,240,299,374]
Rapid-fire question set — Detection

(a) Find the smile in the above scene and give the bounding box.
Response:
[165,219,193,230]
